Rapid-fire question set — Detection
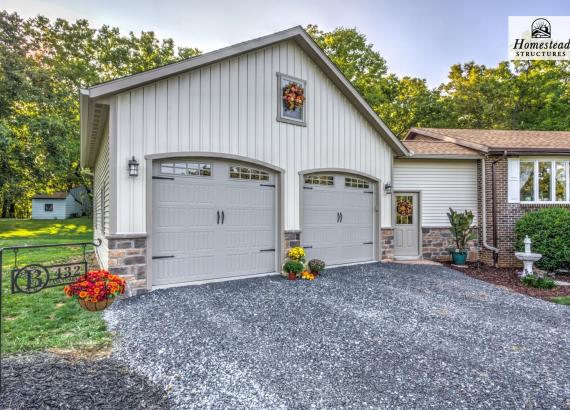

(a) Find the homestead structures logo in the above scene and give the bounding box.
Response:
[509,16,570,60]
[531,18,551,38]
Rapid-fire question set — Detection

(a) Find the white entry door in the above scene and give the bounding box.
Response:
[302,174,374,266]
[152,160,276,286]
[394,193,420,258]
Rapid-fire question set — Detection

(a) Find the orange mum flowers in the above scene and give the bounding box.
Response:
[64,269,126,302]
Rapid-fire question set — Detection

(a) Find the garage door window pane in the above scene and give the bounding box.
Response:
[161,161,212,176]
[345,177,370,189]
[229,165,270,181]
[305,175,334,186]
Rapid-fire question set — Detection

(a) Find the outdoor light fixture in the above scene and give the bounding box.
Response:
[384,182,393,194]
[128,156,139,177]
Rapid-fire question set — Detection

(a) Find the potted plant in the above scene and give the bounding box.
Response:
[287,246,306,263]
[283,260,304,280]
[64,270,126,311]
[308,259,325,276]
[446,208,476,266]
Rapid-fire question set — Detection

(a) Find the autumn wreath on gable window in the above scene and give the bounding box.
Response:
[282,81,305,111]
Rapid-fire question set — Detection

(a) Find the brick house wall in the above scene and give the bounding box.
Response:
[480,155,570,268]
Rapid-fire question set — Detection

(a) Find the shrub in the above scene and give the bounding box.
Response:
[521,274,557,289]
[515,208,570,272]
[308,259,326,274]
[283,260,304,275]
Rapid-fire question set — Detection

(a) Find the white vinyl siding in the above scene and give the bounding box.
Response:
[31,199,67,219]
[93,126,110,268]
[393,159,478,227]
[114,40,394,233]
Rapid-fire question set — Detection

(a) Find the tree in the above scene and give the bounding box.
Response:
[0,12,201,217]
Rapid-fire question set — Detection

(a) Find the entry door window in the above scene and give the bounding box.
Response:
[396,195,414,224]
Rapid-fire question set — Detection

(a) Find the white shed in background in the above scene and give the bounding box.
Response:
[31,188,87,220]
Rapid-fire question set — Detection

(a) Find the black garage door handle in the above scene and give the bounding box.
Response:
[221,210,225,224]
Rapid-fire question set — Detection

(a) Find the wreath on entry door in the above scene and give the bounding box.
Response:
[397,199,413,216]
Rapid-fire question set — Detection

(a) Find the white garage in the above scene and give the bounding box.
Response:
[302,173,376,266]
[80,26,408,294]
[151,159,277,286]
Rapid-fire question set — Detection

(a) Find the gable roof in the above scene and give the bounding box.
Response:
[32,191,69,200]
[80,26,408,166]
[402,140,482,158]
[406,128,570,154]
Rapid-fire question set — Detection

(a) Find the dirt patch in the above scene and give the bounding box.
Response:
[446,263,570,300]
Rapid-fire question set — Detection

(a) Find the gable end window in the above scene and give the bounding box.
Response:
[519,159,569,203]
[44,203,53,212]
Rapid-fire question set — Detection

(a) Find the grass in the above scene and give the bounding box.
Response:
[1,217,111,355]
[551,296,570,306]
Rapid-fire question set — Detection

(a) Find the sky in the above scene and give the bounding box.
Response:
[2,0,568,87]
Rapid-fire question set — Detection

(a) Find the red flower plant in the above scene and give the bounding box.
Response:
[64,270,125,303]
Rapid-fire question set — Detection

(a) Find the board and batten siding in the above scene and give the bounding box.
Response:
[113,40,394,233]
[393,159,478,227]
[93,126,110,268]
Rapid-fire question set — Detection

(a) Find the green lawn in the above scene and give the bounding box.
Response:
[551,296,570,306]
[1,217,111,355]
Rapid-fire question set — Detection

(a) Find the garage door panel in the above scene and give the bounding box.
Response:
[303,175,374,267]
[153,160,276,286]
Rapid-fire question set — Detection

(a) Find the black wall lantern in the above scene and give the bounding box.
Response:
[384,182,392,194]
[128,156,139,177]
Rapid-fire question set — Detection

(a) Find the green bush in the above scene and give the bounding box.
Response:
[515,207,570,272]
[283,260,304,275]
[521,275,557,289]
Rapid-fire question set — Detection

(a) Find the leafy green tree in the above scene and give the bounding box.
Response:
[0,12,201,217]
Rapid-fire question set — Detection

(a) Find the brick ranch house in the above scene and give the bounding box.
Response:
[392,128,570,267]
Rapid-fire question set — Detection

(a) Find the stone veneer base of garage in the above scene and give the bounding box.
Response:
[107,235,148,296]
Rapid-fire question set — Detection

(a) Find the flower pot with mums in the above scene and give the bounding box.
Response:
[308,259,326,276]
[283,260,304,280]
[64,270,126,311]
[287,246,306,263]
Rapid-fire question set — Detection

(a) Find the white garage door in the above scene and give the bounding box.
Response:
[302,174,374,266]
[152,159,276,286]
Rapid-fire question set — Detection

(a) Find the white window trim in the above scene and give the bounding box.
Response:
[519,159,570,204]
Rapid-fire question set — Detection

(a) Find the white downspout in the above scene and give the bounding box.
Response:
[481,158,499,254]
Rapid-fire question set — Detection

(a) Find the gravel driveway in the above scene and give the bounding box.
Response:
[105,263,570,409]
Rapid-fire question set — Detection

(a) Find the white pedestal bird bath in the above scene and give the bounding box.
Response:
[514,236,542,277]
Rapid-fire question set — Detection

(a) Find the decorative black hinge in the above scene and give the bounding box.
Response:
[260,184,275,187]
[303,245,313,249]
[364,191,373,194]
[152,176,175,180]
[303,186,313,190]
[259,248,275,252]
[152,255,175,259]
[362,242,373,245]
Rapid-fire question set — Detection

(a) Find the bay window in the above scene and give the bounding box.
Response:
[519,159,570,203]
